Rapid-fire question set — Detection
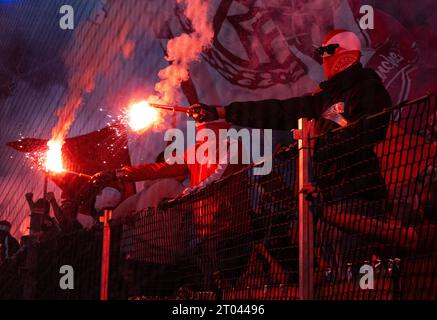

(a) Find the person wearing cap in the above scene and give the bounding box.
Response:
[188,29,391,214]
[0,220,20,264]
[94,187,122,212]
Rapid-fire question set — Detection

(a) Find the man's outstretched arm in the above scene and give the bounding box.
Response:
[188,93,326,130]
[225,95,322,129]
[120,162,189,182]
[91,162,189,188]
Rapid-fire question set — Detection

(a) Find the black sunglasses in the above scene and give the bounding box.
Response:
[315,43,340,57]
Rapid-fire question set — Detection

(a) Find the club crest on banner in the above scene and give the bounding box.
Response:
[176,0,308,90]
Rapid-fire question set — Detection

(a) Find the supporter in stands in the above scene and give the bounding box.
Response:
[0,220,20,264]
[92,120,253,292]
[112,151,185,220]
[25,192,60,240]
[46,192,79,233]
[109,152,187,298]
[46,192,97,233]
[188,29,390,209]
[188,29,392,280]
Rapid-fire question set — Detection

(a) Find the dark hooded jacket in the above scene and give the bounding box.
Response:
[225,63,391,202]
[0,231,20,263]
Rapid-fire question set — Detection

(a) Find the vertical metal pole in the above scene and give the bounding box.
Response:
[296,118,314,299]
[99,209,112,300]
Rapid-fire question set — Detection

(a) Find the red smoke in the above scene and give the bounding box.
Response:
[153,0,214,104]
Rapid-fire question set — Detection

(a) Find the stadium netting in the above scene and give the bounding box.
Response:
[0,94,436,300]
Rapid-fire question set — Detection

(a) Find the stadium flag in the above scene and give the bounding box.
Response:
[7,123,136,200]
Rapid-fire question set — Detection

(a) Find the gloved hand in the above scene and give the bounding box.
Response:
[90,170,116,188]
[187,103,220,122]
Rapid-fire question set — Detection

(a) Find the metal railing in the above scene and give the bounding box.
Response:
[0,94,436,300]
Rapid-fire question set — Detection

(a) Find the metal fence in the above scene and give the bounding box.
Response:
[0,94,436,300]
[312,94,437,299]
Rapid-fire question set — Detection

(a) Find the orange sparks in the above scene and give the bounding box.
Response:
[45,139,64,173]
[127,100,160,132]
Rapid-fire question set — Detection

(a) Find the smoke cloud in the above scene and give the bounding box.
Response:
[50,0,213,142]
[49,0,156,142]
[153,0,214,104]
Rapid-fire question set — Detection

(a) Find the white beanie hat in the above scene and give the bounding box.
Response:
[95,187,122,211]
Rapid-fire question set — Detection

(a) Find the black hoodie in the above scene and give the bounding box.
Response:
[225,63,391,203]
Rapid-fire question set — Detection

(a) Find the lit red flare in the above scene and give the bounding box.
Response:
[124,100,187,132]
[45,139,65,173]
[149,102,187,112]
[126,100,160,132]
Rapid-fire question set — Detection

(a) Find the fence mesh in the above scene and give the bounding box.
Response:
[114,146,299,300]
[312,94,437,299]
[0,94,436,300]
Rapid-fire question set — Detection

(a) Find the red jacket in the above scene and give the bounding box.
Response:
[121,134,250,238]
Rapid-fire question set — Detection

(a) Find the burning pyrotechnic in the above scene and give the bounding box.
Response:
[47,1,155,152]
[121,1,213,134]
[149,103,187,112]
[126,101,161,132]
[122,100,188,132]
[48,0,213,145]
[45,139,64,173]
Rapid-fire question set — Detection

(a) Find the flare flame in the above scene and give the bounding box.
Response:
[45,139,64,173]
[126,100,160,132]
